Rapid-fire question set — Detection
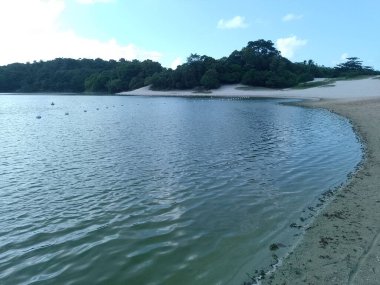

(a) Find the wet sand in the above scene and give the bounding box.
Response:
[121,78,380,284]
[263,98,380,284]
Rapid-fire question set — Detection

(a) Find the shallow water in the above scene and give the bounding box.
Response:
[0,95,362,284]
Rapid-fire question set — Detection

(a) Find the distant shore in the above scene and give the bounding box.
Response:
[119,77,380,100]
[122,77,380,284]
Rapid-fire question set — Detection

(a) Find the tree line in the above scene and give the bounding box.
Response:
[0,39,377,93]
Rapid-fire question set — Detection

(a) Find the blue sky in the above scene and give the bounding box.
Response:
[0,0,379,69]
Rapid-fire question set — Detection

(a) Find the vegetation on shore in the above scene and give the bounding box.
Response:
[0,39,377,93]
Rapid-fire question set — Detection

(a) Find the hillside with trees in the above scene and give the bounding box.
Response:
[0,39,377,93]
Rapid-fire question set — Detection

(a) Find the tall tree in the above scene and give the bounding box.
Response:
[200,69,220,89]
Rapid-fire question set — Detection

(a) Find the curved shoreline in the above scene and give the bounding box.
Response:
[263,98,380,284]
[121,78,380,284]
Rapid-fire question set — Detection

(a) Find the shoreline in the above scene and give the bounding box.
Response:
[262,98,380,284]
[123,78,380,284]
[119,77,380,100]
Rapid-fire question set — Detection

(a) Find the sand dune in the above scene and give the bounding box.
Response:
[119,77,380,100]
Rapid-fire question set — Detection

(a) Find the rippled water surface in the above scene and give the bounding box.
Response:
[0,95,362,284]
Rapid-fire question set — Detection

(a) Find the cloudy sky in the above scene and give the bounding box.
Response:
[0,0,379,69]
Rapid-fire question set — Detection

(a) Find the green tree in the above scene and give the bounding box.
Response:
[335,57,375,77]
[107,79,123,93]
[129,76,145,90]
[200,69,220,89]
[242,70,268,86]
[0,40,377,93]
[335,57,364,72]
[242,39,281,71]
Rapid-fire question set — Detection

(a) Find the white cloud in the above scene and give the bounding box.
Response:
[340,53,349,61]
[282,13,303,22]
[217,16,248,29]
[0,0,161,66]
[76,0,114,4]
[276,36,307,59]
[331,52,350,66]
[170,57,182,70]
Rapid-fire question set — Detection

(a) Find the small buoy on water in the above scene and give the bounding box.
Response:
[96,108,99,110]
[84,110,87,112]
[65,112,69,115]
[36,115,42,119]
[51,102,55,106]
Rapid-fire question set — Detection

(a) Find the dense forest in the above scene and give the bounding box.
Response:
[0,39,377,93]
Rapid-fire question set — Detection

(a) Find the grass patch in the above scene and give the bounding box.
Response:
[235,86,274,91]
[293,79,336,89]
[192,90,212,94]
[294,75,377,90]
[340,74,374,81]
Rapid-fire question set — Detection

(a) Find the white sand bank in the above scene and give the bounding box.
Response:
[118,77,380,100]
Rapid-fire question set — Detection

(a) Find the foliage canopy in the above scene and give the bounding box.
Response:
[0,39,377,93]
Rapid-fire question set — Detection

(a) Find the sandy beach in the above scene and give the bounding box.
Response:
[119,77,380,100]
[121,77,380,284]
[262,98,380,285]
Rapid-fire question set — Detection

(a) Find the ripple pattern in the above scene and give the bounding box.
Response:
[0,95,362,285]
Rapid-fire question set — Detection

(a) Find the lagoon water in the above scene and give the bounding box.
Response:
[0,95,362,284]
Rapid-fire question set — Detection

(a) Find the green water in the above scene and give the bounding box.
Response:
[0,95,362,284]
